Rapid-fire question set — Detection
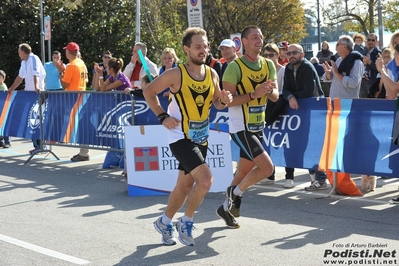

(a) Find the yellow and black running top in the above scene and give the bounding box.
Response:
[234,57,270,132]
[167,64,215,145]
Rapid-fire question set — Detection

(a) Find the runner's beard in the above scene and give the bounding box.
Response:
[190,54,206,66]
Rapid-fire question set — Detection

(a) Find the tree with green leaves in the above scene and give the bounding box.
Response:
[322,0,399,46]
[202,0,307,56]
[384,0,399,33]
[0,0,307,88]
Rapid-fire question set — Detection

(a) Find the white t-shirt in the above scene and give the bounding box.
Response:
[277,66,285,95]
[19,53,46,91]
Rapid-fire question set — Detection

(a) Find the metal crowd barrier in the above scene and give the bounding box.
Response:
[26,90,134,164]
[17,92,399,184]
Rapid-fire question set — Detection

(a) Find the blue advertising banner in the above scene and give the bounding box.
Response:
[0,91,398,176]
[41,92,133,148]
[263,97,329,170]
[327,98,399,177]
[0,91,41,139]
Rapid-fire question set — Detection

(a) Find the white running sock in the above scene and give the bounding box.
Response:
[223,200,229,211]
[161,213,172,225]
[233,186,244,197]
[181,215,193,223]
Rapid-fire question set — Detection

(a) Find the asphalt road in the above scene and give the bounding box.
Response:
[0,139,398,266]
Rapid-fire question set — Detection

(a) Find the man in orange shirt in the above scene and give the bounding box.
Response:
[55,42,89,161]
[56,42,86,91]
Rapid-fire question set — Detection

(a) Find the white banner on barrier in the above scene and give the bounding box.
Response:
[125,125,233,195]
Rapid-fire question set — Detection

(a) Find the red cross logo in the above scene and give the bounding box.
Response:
[134,147,159,171]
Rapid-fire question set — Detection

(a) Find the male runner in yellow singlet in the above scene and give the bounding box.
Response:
[144,27,232,246]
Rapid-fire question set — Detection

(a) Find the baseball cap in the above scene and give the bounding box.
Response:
[278,41,289,49]
[218,39,236,50]
[63,42,80,52]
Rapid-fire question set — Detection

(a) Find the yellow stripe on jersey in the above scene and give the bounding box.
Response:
[235,58,270,132]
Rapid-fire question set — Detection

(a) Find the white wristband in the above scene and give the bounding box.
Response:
[99,76,104,80]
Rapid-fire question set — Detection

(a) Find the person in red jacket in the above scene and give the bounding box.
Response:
[278,41,289,66]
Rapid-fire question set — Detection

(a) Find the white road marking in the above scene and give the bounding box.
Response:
[0,233,91,265]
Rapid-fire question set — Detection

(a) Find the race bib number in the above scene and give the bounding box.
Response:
[247,105,266,132]
[188,119,209,144]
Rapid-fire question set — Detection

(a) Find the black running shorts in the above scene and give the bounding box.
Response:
[230,130,265,161]
[169,139,208,174]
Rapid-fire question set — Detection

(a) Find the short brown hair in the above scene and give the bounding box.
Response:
[241,25,261,39]
[367,33,378,40]
[263,43,279,54]
[182,27,207,48]
[103,50,112,57]
[19,43,32,54]
[108,57,124,73]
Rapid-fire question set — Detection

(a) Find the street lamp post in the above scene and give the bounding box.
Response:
[317,0,321,51]
[377,0,383,48]
[40,0,45,63]
[135,0,140,42]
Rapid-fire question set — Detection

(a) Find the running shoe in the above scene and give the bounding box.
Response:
[226,185,241,216]
[176,219,195,246]
[153,217,177,246]
[216,205,240,229]
[389,197,399,204]
[305,181,327,191]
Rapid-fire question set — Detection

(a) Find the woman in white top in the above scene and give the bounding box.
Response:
[263,43,286,120]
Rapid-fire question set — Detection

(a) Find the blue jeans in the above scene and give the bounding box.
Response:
[309,169,327,182]
[0,136,11,144]
[32,139,41,149]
